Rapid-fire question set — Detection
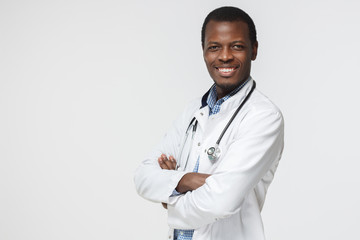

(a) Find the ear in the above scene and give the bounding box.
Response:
[251,41,258,60]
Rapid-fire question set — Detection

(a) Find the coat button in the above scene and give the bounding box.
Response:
[198,142,201,146]
[200,112,204,116]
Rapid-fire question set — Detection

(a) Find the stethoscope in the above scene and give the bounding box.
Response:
[176,81,256,170]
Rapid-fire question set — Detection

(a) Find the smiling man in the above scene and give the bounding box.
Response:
[134,6,284,240]
[203,20,257,99]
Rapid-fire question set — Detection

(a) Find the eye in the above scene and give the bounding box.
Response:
[233,44,245,50]
[208,45,219,51]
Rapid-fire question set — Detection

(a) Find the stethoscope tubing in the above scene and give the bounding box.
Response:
[215,81,256,145]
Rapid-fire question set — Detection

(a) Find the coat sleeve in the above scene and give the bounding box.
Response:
[167,108,284,229]
[133,101,198,203]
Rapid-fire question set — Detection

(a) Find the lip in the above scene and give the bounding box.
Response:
[215,66,239,77]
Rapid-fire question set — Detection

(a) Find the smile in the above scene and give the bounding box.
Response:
[217,67,236,73]
[215,66,239,76]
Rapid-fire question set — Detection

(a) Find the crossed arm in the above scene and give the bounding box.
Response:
[157,154,210,208]
[134,106,284,229]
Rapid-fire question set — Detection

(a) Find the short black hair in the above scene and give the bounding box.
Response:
[201,6,257,47]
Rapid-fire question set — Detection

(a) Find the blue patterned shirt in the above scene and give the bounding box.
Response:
[207,78,250,116]
[173,78,250,240]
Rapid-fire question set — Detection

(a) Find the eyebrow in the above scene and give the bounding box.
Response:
[231,40,246,45]
[206,40,247,45]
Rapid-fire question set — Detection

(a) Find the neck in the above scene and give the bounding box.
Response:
[215,87,227,100]
[215,78,249,100]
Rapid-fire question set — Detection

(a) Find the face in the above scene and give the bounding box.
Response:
[203,20,258,99]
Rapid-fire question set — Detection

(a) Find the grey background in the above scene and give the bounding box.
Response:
[1,0,359,239]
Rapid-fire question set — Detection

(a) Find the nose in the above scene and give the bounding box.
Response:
[218,47,233,63]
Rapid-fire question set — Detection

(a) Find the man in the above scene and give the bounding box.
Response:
[134,6,284,240]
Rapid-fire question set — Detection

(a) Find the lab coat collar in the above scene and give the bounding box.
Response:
[201,89,210,108]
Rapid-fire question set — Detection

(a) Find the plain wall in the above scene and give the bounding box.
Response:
[1,0,359,239]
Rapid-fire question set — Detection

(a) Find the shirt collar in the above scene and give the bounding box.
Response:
[206,76,251,116]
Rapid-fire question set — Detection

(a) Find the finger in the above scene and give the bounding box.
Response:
[168,156,177,170]
[162,155,174,170]
[160,154,172,169]
[158,156,169,170]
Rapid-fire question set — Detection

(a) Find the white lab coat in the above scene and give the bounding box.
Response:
[134,79,284,240]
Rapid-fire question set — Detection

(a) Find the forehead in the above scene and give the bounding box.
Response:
[204,20,250,43]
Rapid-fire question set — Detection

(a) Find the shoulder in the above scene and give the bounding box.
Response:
[247,89,283,119]
[236,89,284,135]
[171,96,202,131]
[186,96,203,111]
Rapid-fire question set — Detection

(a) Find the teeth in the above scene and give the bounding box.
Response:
[218,68,234,73]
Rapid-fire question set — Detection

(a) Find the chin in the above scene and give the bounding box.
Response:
[215,82,239,92]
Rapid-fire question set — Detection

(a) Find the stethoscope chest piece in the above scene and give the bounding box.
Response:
[207,146,221,162]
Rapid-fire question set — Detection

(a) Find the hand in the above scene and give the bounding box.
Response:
[158,154,177,170]
[176,172,211,194]
[158,154,176,209]
[161,173,210,209]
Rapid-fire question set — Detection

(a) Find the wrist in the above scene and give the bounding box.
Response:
[175,172,193,193]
